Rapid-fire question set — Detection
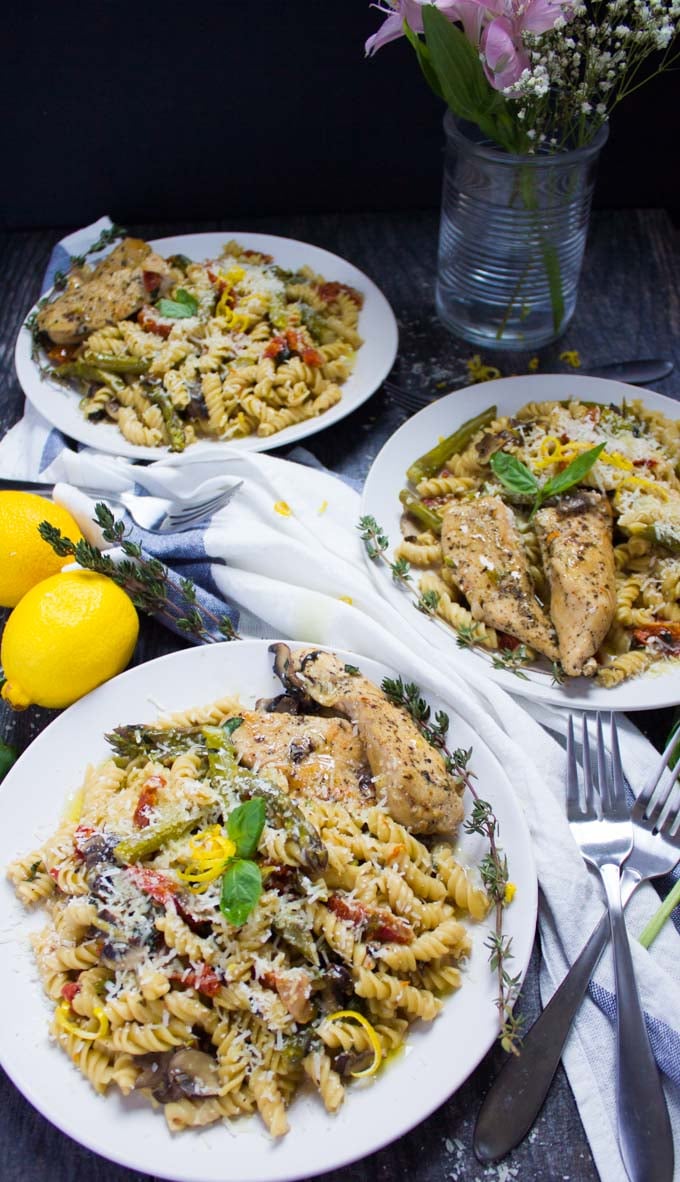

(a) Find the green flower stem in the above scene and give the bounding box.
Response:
[638,878,680,950]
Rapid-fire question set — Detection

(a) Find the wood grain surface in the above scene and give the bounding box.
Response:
[0,208,678,1182]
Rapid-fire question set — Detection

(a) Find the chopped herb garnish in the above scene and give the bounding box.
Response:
[156,289,199,319]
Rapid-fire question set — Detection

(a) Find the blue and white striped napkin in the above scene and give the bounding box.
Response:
[1,218,679,1182]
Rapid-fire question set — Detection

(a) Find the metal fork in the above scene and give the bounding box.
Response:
[475,716,679,1175]
[0,477,241,534]
[568,715,674,1181]
[383,379,445,414]
[113,485,239,532]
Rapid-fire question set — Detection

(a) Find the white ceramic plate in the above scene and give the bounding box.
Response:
[361,374,680,711]
[15,232,398,460]
[0,640,536,1182]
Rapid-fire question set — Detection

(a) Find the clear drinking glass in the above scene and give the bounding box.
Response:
[435,114,609,351]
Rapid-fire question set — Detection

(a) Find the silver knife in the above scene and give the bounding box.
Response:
[582,358,674,384]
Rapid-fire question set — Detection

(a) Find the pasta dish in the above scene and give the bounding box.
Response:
[396,397,680,686]
[33,238,363,450]
[7,646,486,1136]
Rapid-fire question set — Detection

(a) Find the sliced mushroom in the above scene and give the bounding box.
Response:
[134,1049,221,1102]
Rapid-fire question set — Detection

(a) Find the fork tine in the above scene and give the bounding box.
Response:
[633,723,680,815]
[596,714,610,811]
[566,716,581,814]
[646,760,680,830]
[170,490,232,522]
[609,714,626,803]
[581,716,594,812]
[170,499,228,527]
[383,381,428,412]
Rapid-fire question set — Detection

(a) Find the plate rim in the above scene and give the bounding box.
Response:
[360,373,680,711]
[0,638,537,1182]
[14,229,399,461]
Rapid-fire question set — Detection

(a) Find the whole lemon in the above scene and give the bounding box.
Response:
[0,491,84,608]
[1,570,139,709]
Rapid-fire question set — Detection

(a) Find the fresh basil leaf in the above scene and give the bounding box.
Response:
[541,443,606,500]
[227,797,266,860]
[222,717,244,737]
[344,664,360,676]
[156,289,198,319]
[174,289,198,309]
[0,739,17,783]
[220,859,262,926]
[490,451,540,497]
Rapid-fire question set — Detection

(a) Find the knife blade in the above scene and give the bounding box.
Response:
[581,358,674,384]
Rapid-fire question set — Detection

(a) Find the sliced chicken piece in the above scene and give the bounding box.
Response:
[38,238,172,344]
[440,495,559,661]
[270,646,463,836]
[231,709,374,806]
[535,490,616,677]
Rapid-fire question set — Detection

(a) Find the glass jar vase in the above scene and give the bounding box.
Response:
[435,114,609,351]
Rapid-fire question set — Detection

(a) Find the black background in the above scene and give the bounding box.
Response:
[3,1,679,230]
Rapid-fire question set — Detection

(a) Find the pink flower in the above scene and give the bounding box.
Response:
[365,0,471,55]
[481,15,530,88]
[480,0,573,89]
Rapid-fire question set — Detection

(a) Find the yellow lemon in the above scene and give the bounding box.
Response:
[1,571,139,710]
[0,491,84,608]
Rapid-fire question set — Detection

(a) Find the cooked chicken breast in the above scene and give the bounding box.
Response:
[231,709,374,806]
[535,490,616,677]
[37,238,172,344]
[270,646,463,836]
[441,495,559,661]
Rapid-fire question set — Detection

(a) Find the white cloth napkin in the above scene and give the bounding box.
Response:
[2,220,680,1182]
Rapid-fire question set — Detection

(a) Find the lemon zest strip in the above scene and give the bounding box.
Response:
[56,1002,109,1042]
[326,1009,383,1078]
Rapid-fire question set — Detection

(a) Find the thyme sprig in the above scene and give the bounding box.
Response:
[491,645,531,679]
[53,223,128,290]
[381,675,523,1055]
[357,515,413,585]
[38,503,239,643]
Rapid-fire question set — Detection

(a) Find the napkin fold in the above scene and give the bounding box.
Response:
[2,218,680,1182]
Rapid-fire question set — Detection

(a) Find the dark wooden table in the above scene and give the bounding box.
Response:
[1,208,679,1182]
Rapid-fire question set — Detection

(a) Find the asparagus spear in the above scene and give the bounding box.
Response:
[82,354,151,374]
[114,814,203,864]
[406,405,497,485]
[53,361,127,394]
[106,724,206,765]
[150,391,187,452]
[398,490,443,534]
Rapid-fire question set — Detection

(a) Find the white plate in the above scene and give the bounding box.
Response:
[361,374,680,711]
[15,232,398,460]
[0,639,536,1182]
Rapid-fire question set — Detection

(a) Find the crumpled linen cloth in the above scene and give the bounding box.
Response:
[1,217,679,1182]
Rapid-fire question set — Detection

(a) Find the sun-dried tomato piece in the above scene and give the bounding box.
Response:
[47,343,80,365]
[316,281,363,307]
[60,981,82,1003]
[137,306,173,338]
[142,270,162,295]
[633,622,680,653]
[133,774,165,829]
[127,866,177,904]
